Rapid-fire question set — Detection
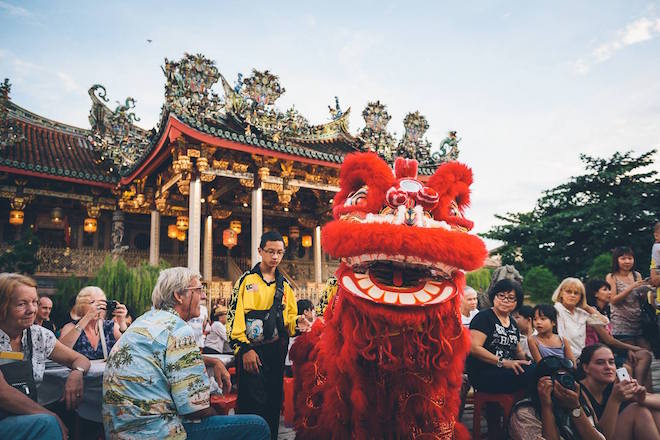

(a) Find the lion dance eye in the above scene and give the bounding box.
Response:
[344,187,368,208]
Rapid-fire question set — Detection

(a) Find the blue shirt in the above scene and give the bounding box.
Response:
[102,309,210,439]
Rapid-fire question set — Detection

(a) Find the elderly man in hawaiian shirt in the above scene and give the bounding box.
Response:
[102,267,269,440]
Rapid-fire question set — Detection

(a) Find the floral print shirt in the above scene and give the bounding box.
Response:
[102,309,210,439]
[0,325,56,382]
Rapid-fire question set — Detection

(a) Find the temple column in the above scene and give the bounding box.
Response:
[314,226,322,284]
[203,215,213,282]
[149,210,160,266]
[188,177,202,272]
[251,188,263,267]
[111,210,125,252]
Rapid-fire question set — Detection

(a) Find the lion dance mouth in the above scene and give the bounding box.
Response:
[323,152,486,308]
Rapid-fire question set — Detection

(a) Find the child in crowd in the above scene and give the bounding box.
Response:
[512,305,534,359]
[528,304,576,366]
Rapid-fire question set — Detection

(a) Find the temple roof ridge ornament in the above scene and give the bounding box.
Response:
[88,84,153,176]
[0,79,26,148]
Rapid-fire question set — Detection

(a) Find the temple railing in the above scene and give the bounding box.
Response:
[32,247,338,294]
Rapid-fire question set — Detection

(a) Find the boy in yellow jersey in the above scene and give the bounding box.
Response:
[227,231,307,439]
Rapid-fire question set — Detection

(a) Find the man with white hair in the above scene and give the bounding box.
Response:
[102,267,269,440]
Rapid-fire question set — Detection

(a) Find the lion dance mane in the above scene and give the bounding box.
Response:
[290,152,487,439]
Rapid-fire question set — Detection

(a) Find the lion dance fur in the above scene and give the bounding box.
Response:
[290,152,487,439]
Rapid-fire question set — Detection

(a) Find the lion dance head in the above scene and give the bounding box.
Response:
[291,152,487,440]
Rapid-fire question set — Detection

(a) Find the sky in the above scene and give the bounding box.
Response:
[1,1,659,250]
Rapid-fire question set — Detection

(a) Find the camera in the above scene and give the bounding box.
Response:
[554,371,576,391]
[106,300,119,315]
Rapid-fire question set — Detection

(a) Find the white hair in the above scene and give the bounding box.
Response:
[152,267,201,310]
[463,286,478,296]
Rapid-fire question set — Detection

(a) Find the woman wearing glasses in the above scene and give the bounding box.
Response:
[553,278,608,359]
[467,279,532,394]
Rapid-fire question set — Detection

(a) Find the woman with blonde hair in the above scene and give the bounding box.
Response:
[59,286,127,360]
[0,272,90,439]
[553,277,608,358]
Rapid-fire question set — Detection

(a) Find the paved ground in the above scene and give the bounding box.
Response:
[275,358,660,439]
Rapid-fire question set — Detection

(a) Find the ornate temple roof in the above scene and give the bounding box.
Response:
[1,101,116,187]
[0,53,462,185]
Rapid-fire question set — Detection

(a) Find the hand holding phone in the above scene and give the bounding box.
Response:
[616,367,631,382]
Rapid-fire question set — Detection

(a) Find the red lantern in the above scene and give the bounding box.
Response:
[223,228,238,249]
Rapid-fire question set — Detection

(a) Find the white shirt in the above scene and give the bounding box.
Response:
[461,309,479,327]
[187,305,208,348]
[0,325,56,383]
[554,302,607,358]
[204,321,229,353]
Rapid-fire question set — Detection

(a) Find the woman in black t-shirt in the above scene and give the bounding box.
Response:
[467,279,533,393]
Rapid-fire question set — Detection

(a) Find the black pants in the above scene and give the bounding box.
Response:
[237,338,287,440]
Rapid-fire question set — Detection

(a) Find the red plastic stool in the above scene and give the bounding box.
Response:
[472,391,522,440]
[283,377,295,426]
[210,393,238,415]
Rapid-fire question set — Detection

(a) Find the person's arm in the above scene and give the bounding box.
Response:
[59,305,100,348]
[202,355,231,394]
[49,340,91,411]
[590,324,642,352]
[112,302,128,334]
[0,370,68,438]
[563,337,576,366]
[283,281,298,337]
[554,383,604,440]
[469,329,529,374]
[528,335,543,363]
[610,273,646,305]
[536,377,562,440]
[596,380,634,439]
[227,274,250,355]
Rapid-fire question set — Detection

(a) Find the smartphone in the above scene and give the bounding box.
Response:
[616,367,631,382]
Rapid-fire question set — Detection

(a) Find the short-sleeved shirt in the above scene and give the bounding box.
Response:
[0,325,56,383]
[461,309,478,327]
[204,321,230,354]
[467,308,520,373]
[102,309,210,440]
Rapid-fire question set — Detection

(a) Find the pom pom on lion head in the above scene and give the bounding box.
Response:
[323,152,487,308]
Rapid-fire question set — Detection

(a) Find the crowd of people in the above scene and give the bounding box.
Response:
[461,223,660,439]
[0,223,658,439]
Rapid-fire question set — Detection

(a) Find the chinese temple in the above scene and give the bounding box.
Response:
[0,53,461,302]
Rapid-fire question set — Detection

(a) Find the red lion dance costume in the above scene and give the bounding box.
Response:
[290,152,487,439]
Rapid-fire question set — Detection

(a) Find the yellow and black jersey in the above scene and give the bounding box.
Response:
[316,276,338,317]
[227,264,298,355]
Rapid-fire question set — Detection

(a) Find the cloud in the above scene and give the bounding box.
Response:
[575,17,660,74]
[0,1,30,17]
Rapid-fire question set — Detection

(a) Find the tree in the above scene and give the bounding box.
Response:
[484,150,659,279]
[0,230,40,274]
[523,266,558,304]
[587,253,612,280]
[466,268,492,292]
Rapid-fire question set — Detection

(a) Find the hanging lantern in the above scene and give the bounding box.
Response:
[301,235,312,248]
[168,224,178,239]
[177,230,186,241]
[9,210,24,225]
[50,207,63,224]
[289,226,300,239]
[176,215,189,231]
[230,220,242,234]
[83,218,97,233]
[223,228,238,249]
[282,235,289,247]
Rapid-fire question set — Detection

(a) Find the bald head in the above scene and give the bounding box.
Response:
[37,296,53,322]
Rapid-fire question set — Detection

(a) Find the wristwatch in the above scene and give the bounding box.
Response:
[496,357,503,368]
[571,407,582,418]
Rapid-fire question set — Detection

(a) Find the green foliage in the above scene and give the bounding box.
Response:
[523,266,558,304]
[484,150,659,278]
[52,275,87,326]
[466,268,492,292]
[94,257,167,318]
[587,253,612,281]
[0,229,40,274]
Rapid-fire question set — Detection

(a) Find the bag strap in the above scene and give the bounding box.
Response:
[98,320,109,360]
[25,327,33,362]
[273,273,286,332]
